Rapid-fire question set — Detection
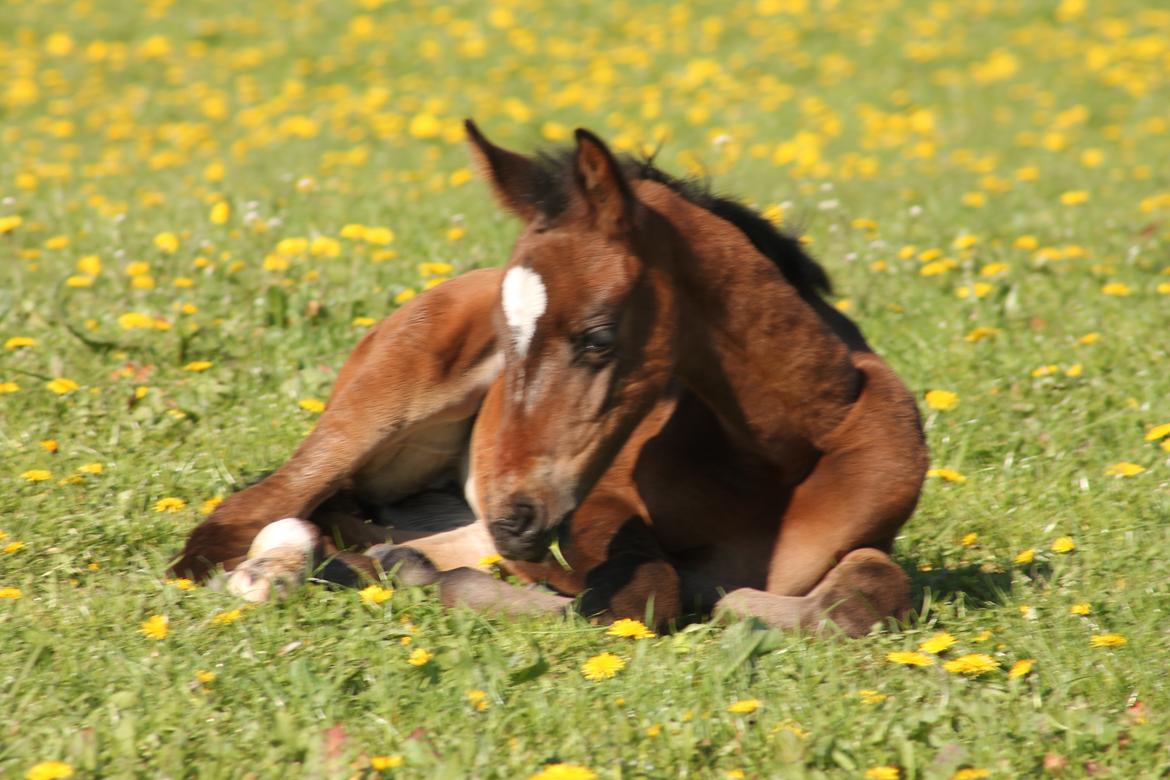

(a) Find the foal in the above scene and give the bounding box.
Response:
[172,123,928,637]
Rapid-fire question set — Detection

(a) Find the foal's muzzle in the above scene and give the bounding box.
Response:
[490,495,555,562]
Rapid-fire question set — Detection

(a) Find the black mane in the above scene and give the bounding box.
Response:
[525,148,833,301]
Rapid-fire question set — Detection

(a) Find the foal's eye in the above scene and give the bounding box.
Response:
[579,325,617,358]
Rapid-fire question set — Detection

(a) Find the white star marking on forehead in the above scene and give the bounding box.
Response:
[502,266,547,358]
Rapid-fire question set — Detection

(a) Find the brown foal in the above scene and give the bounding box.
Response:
[171,123,928,637]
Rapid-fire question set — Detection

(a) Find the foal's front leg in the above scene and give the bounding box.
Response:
[170,269,505,598]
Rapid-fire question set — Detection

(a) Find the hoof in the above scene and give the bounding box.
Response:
[810,549,911,638]
[367,544,440,586]
[225,549,307,603]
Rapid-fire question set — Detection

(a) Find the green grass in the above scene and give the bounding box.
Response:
[3,0,1170,777]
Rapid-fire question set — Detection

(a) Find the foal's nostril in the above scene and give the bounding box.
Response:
[503,496,539,535]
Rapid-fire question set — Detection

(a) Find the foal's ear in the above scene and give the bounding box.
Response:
[573,128,634,236]
[464,119,541,222]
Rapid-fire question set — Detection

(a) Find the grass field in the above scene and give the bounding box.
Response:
[3,0,1170,777]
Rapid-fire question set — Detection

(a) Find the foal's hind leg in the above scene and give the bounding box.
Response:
[171,268,504,596]
[718,357,927,636]
[716,549,911,638]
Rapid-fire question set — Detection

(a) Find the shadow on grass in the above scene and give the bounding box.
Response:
[895,554,1051,621]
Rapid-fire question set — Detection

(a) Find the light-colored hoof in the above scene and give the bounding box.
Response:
[226,518,319,602]
[226,550,308,602]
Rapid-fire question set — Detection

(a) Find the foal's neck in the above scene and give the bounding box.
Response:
[643,187,861,465]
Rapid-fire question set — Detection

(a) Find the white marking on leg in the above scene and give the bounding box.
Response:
[228,518,319,603]
[247,517,318,558]
[501,266,547,358]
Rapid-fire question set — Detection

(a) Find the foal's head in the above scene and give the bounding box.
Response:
[466,122,680,560]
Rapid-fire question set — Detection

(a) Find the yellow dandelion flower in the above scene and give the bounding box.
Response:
[360,585,394,605]
[78,463,103,475]
[1101,282,1131,297]
[65,276,93,288]
[418,261,454,277]
[0,587,22,599]
[167,578,195,591]
[964,326,1001,343]
[865,767,900,780]
[46,378,79,395]
[140,614,168,640]
[40,440,58,453]
[886,651,934,667]
[581,652,625,680]
[75,255,102,277]
[183,361,213,372]
[924,390,958,411]
[446,226,466,242]
[1078,332,1100,345]
[394,289,416,304]
[4,541,26,553]
[1008,659,1034,679]
[478,553,503,568]
[209,202,231,225]
[1090,634,1126,648]
[528,764,596,780]
[352,316,376,327]
[955,283,993,299]
[927,468,967,484]
[408,113,441,139]
[727,698,760,714]
[606,618,656,639]
[942,653,998,675]
[0,381,21,393]
[118,312,156,330]
[298,398,325,413]
[370,755,404,770]
[1050,537,1076,553]
[1144,423,1170,442]
[212,609,243,625]
[772,719,809,739]
[919,632,957,654]
[408,648,434,666]
[26,761,74,780]
[154,232,180,253]
[154,497,187,513]
[1070,602,1091,615]
[21,470,52,482]
[364,227,394,245]
[1059,190,1089,205]
[959,533,978,547]
[979,262,1009,277]
[0,215,23,233]
[1014,548,1035,565]
[195,670,216,684]
[857,689,888,705]
[952,769,990,780]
